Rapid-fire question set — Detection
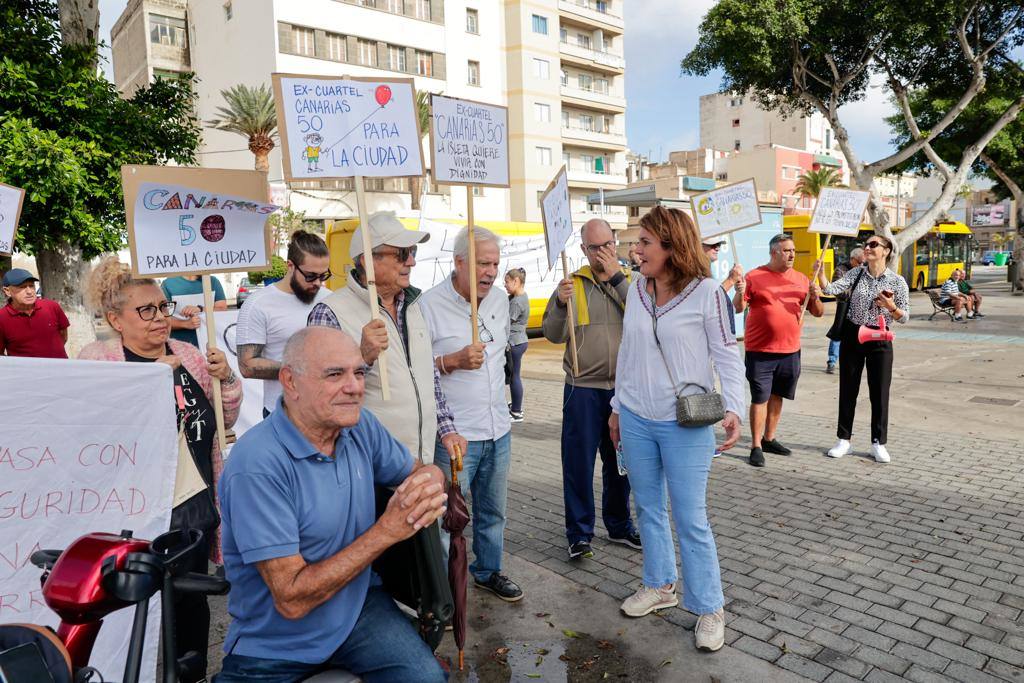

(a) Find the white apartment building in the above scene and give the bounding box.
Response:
[111,0,629,231]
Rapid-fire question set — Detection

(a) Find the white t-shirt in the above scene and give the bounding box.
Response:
[235,284,331,412]
[419,276,511,442]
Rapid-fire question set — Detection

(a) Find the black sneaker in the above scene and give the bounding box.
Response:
[974,313,985,318]
[568,540,594,560]
[749,447,765,467]
[608,529,642,550]
[510,410,524,423]
[761,438,792,456]
[826,363,835,374]
[474,572,524,602]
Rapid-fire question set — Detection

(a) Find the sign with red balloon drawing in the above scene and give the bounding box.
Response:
[272,74,425,182]
[121,166,278,278]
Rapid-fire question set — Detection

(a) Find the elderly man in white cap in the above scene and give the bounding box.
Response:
[308,211,468,465]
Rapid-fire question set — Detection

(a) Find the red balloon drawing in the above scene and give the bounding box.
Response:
[374,85,392,107]
[200,214,226,242]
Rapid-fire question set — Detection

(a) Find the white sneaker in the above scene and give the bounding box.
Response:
[695,608,726,652]
[827,439,851,458]
[620,584,678,617]
[872,442,891,463]
[967,312,975,319]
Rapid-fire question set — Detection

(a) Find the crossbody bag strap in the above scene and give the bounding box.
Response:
[649,278,706,398]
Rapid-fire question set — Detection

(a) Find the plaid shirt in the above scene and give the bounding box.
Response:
[308,294,457,438]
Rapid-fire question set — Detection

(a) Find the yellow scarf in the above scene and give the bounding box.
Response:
[571,266,632,326]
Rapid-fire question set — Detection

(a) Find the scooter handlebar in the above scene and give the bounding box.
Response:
[173,572,230,596]
[30,549,62,570]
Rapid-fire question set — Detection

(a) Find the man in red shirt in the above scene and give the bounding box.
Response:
[0,268,71,358]
[737,235,823,467]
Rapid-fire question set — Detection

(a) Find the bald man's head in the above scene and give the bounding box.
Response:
[280,326,367,430]
[580,218,616,274]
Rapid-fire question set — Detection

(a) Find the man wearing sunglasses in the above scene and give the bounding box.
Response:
[308,210,468,467]
[237,230,332,418]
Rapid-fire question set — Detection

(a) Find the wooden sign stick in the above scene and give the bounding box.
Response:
[355,175,391,400]
[202,275,229,452]
[800,234,831,319]
[560,251,580,377]
[467,185,480,343]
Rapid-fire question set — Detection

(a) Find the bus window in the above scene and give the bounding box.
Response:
[941,233,967,263]
[915,237,929,266]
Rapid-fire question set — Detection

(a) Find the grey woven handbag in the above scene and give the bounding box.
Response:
[650,279,726,428]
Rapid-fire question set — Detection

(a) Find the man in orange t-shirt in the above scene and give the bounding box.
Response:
[737,234,824,468]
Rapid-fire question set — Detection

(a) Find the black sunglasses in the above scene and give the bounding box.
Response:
[294,263,332,283]
[864,240,887,249]
[374,245,418,262]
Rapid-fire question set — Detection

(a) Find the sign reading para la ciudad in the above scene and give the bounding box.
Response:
[540,166,573,271]
[808,187,871,237]
[122,165,277,278]
[272,74,425,182]
[690,178,762,239]
[0,181,26,256]
[429,94,510,187]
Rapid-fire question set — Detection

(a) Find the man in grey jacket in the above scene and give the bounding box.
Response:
[542,218,640,560]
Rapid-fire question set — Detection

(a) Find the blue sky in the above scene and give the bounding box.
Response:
[97,0,899,164]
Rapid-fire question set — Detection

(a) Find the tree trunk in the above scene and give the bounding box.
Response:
[982,152,1024,292]
[410,175,423,211]
[56,0,100,56]
[37,243,93,356]
[254,150,270,173]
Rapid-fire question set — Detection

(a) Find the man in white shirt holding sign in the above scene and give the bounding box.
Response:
[236,231,331,417]
[419,226,523,603]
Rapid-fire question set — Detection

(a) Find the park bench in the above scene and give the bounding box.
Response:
[926,289,957,321]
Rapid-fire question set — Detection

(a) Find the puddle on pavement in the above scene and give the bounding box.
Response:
[446,632,658,682]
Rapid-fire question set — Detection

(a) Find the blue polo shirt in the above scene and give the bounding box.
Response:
[218,402,414,663]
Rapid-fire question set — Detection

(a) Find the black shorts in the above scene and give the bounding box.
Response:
[745,350,801,404]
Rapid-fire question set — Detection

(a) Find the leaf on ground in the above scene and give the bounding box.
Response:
[780,642,789,653]
[535,648,550,656]
[563,629,580,638]
[535,612,551,618]
[659,659,672,668]
[547,621,556,629]
[526,675,542,679]
[597,640,614,650]
[535,655,544,666]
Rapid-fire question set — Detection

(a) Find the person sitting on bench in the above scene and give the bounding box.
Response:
[939,275,973,321]
[954,269,984,318]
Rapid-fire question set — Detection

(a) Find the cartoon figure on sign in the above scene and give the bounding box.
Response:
[302,133,324,173]
[200,214,226,242]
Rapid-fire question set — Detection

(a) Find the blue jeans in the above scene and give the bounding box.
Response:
[434,432,511,582]
[561,384,635,544]
[214,587,445,682]
[509,342,527,413]
[619,405,724,615]
[828,339,841,365]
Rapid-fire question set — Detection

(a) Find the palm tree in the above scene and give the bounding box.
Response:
[409,90,431,210]
[792,167,846,199]
[208,84,278,173]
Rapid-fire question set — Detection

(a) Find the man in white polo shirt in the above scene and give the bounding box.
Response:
[419,225,523,603]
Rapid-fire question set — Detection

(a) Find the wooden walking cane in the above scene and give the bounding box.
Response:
[355,175,391,400]
[202,276,230,451]
[800,234,831,320]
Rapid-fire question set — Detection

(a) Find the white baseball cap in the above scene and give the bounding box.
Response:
[702,237,726,247]
[349,211,430,259]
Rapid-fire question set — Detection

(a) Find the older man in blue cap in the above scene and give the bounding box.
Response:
[0,268,70,358]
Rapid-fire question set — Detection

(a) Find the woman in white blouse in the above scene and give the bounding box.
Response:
[608,206,744,652]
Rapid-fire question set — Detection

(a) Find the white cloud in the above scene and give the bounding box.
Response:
[835,74,900,163]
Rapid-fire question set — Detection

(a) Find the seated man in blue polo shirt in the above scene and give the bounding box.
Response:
[216,326,448,683]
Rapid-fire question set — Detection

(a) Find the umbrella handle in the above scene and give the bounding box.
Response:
[451,444,464,488]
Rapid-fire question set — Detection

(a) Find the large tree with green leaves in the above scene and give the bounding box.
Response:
[682,0,1024,256]
[0,0,199,337]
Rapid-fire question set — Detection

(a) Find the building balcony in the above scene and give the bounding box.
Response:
[559,40,625,72]
[559,84,626,112]
[562,124,627,150]
[558,0,624,34]
[566,166,627,188]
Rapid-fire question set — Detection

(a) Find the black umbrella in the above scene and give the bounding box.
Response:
[442,445,470,670]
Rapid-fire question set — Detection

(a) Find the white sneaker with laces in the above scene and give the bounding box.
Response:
[695,608,725,652]
[827,439,851,459]
[620,584,678,617]
[872,442,891,463]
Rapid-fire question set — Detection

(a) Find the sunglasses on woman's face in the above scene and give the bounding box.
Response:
[864,240,886,249]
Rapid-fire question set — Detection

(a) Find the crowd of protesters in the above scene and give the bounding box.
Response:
[1,207,931,680]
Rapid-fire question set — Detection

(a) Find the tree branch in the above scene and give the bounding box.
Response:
[981,152,1023,205]
[892,85,952,180]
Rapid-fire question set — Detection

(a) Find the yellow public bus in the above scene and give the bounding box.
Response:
[783,215,974,290]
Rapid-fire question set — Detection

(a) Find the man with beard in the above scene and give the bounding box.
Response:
[542,219,640,561]
[237,230,332,418]
[736,233,823,467]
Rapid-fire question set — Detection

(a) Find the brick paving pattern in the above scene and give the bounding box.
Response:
[500,376,1024,682]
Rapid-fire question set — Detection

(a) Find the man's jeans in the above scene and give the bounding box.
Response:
[434,432,511,583]
[619,405,724,615]
[214,587,445,683]
[827,339,841,366]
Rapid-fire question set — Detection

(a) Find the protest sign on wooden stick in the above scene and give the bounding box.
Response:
[801,187,872,317]
[540,167,580,377]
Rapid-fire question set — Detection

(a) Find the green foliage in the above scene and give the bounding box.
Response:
[792,168,846,198]
[0,0,200,258]
[248,255,286,285]
[208,83,278,142]
[415,89,431,139]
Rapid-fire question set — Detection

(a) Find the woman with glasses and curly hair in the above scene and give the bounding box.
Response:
[78,256,241,683]
[608,206,745,652]
[811,233,909,463]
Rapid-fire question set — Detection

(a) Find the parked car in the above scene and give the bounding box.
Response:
[235,278,263,307]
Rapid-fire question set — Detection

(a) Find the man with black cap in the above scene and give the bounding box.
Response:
[0,268,70,358]
[308,211,468,466]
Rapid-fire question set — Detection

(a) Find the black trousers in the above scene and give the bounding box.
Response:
[837,319,893,444]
